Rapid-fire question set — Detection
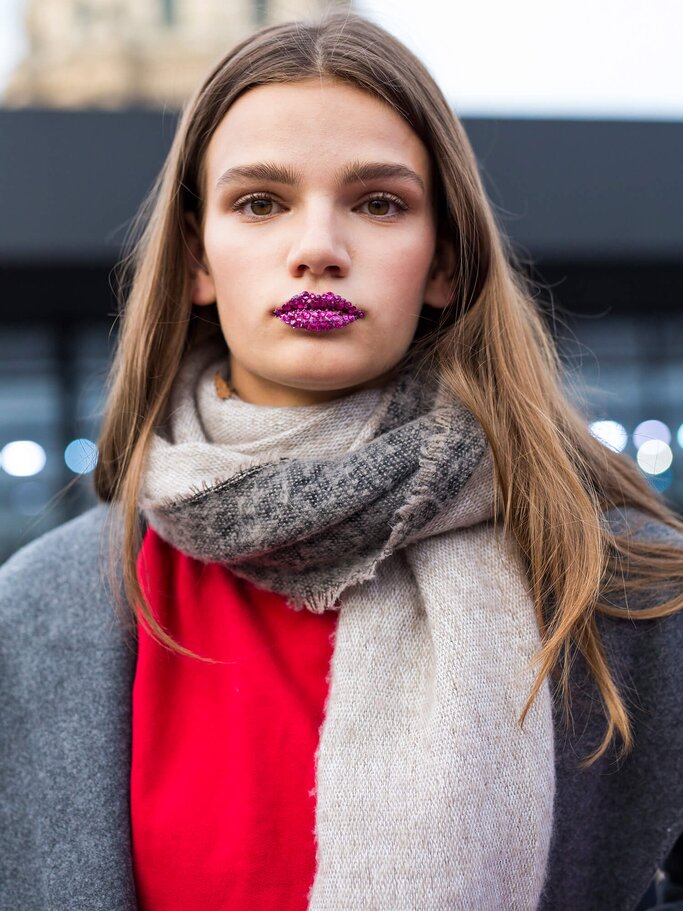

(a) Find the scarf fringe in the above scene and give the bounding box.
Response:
[288,547,395,614]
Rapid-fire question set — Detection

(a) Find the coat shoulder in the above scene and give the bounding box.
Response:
[603,504,683,547]
[0,503,126,636]
[601,505,683,612]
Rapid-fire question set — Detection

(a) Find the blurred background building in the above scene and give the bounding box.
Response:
[4,0,323,109]
[1,0,682,562]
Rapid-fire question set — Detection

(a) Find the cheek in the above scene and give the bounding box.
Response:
[203,220,256,280]
[381,235,435,292]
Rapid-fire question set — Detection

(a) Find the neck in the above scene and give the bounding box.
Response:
[228,364,401,408]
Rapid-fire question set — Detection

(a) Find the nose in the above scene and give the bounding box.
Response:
[286,202,351,279]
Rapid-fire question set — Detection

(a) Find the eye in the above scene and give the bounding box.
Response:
[358,192,408,218]
[231,192,283,218]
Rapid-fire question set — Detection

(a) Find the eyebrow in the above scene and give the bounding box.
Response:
[214,160,426,193]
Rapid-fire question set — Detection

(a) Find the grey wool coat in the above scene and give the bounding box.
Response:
[1,502,683,911]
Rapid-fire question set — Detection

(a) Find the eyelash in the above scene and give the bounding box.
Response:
[230,191,409,219]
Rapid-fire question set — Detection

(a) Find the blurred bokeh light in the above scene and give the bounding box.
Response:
[589,420,629,453]
[637,440,674,476]
[1,440,47,477]
[64,438,99,474]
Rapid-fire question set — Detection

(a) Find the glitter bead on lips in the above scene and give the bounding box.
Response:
[272,292,365,332]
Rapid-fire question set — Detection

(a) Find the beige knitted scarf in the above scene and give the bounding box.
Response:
[140,336,555,910]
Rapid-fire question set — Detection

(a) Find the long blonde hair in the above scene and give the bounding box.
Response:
[94,9,683,766]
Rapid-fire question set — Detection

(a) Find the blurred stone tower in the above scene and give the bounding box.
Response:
[4,0,348,108]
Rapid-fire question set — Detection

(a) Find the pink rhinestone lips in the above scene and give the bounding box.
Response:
[272,292,365,332]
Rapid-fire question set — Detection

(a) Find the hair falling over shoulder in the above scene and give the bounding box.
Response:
[93,9,683,766]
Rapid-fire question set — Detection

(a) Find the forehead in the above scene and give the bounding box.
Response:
[203,78,431,191]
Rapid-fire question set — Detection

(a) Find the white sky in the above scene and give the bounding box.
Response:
[2,0,682,119]
[356,0,683,119]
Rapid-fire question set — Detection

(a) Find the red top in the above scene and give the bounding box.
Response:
[131,527,338,911]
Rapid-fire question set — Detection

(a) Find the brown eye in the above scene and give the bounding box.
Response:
[231,193,282,218]
[367,198,391,216]
[250,198,273,216]
[359,193,407,218]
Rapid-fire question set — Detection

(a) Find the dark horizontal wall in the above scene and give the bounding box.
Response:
[1,109,682,265]
[0,109,178,265]
[464,118,683,261]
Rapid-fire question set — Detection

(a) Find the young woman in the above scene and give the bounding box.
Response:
[1,10,682,911]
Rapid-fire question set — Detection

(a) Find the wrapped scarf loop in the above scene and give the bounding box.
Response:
[139,337,555,910]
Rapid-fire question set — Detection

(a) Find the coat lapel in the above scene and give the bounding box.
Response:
[539,569,683,911]
[4,505,139,909]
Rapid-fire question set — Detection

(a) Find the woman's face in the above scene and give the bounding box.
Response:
[188,77,451,406]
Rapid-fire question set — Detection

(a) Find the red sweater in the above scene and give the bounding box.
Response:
[131,527,338,910]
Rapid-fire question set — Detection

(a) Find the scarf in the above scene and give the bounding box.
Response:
[139,335,555,910]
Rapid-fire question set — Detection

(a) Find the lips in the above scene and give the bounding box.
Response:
[272,292,365,332]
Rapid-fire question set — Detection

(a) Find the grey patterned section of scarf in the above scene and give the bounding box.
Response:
[139,336,490,612]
